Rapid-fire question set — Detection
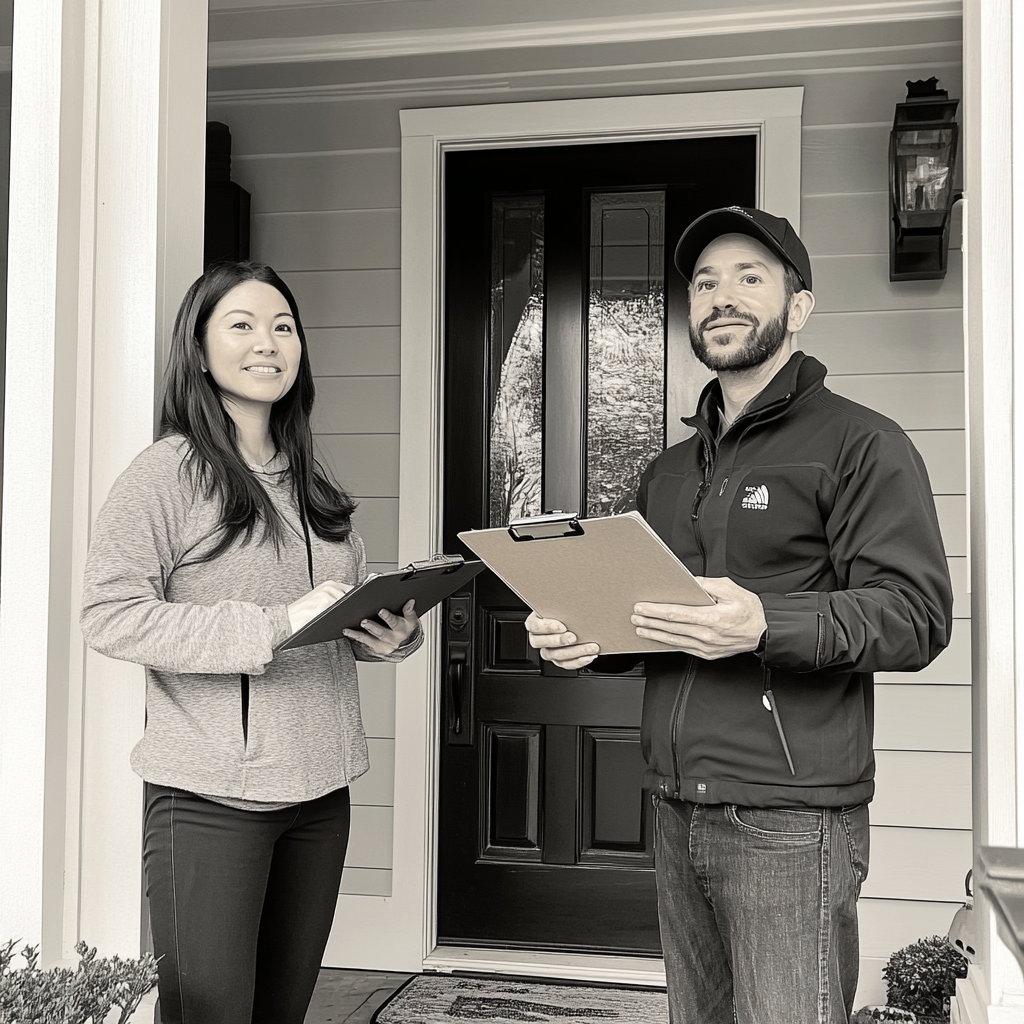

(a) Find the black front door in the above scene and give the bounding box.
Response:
[439,137,756,954]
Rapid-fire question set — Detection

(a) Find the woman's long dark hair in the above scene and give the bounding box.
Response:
[159,259,356,562]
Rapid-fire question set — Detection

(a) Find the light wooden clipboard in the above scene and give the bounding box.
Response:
[458,511,714,655]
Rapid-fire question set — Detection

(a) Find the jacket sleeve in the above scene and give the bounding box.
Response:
[759,428,953,674]
[80,448,292,676]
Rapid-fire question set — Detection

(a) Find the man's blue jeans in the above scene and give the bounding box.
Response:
[655,798,870,1024]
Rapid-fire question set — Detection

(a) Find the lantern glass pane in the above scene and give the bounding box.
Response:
[894,127,954,212]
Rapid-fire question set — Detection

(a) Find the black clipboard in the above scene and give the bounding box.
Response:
[459,511,714,654]
[276,555,485,652]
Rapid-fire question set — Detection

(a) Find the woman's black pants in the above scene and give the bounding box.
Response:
[143,783,351,1024]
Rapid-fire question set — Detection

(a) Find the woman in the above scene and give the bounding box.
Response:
[80,260,421,1024]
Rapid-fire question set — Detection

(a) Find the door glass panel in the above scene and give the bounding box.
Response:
[489,197,545,526]
[586,192,666,517]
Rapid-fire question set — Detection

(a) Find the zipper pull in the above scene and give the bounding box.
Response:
[719,476,730,497]
[761,665,796,776]
[763,687,797,777]
[691,482,709,521]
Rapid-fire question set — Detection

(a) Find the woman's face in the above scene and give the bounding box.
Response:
[202,280,302,414]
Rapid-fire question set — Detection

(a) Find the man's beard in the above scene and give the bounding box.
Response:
[688,305,789,371]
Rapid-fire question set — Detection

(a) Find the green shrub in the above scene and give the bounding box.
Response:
[883,935,968,1023]
[0,939,157,1023]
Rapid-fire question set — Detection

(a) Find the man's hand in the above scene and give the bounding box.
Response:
[631,577,767,660]
[524,611,600,669]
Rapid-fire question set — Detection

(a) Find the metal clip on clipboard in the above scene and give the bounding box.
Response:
[460,510,713,655]
[399,553,465,579]
[508,511,585,542]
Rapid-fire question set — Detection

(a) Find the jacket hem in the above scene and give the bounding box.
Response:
[131,752,367,805]
[645,770,874,809]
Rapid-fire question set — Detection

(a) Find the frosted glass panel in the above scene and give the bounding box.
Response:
[586,192,666,517]
[489,198,545,527]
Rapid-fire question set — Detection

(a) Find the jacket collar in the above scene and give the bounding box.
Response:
[689,350,827,429]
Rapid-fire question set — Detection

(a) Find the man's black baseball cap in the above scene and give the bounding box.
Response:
[673,206,812,292]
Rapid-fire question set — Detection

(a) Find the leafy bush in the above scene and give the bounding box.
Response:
[883,935,967,1023]
[0,939,157,1023]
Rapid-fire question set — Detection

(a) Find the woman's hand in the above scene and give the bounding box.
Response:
[286,580,352,635]
[343,600,420,656]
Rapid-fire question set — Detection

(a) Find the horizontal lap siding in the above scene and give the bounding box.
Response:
[874,685,971,751]
[228,157,404,895]
[797,80,968,1010]
[210,25,967,977]
[254,210,401,271]
[799,309,962,373]
[234,150,401,211]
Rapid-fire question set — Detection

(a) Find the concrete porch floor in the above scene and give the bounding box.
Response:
[304,968,413,1023]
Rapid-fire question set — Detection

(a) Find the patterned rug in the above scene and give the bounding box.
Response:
[370,974,669,1024]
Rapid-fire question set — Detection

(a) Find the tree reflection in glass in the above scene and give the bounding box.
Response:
[586,192,666,517]
[489,199,545,527]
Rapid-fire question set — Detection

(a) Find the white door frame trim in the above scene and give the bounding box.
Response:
[324,86,802,976]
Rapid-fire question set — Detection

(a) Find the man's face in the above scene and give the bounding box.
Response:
[687,234,791,371]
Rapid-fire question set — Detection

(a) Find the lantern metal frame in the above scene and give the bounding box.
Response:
[889,77,961,282]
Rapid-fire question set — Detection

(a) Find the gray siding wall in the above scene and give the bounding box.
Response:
[209,16,966,1000]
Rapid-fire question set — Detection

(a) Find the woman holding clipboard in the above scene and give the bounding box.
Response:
[80,260,421,1024]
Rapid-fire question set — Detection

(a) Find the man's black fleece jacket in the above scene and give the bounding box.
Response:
[603,351,953,809]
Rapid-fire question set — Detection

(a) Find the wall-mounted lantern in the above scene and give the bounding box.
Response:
[889,78,960,281]
[205,121,251,269]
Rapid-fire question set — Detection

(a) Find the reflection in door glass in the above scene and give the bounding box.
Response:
[586,192,666,516]
[489,198,544,526]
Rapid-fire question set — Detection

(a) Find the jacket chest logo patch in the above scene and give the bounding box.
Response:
[741,484,769,511]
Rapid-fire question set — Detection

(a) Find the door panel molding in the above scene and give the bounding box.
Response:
[350,86,806,974]
[479,724,543,860]
[482,609,542,674]
[580,728,653,866]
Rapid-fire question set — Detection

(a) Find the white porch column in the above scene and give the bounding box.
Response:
[957,0,1024,1019]
[0,0,207,963]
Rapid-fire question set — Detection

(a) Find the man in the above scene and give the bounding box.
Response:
[526,207,952,1024]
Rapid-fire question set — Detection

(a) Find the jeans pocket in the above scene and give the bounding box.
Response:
[726,804,823,842]
[840,803,870,894]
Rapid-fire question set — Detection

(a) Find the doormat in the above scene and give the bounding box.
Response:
[370,973,669,1024]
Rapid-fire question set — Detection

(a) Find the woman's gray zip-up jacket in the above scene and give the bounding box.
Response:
[607,352,952,809]
[80,435,421,804]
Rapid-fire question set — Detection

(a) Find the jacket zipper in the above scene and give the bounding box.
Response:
[687,399,790,574]
[761,666,796,776]
[669,659,697,795]
[240,673,250,751]
[678,390,798,790]
[815,611,827,668]
[690,425,715,574]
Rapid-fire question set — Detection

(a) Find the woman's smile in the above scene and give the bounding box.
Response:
[202,280,302,416]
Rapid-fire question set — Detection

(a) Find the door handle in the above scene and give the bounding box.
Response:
[445,593,473,746]
[447,651,465,736]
